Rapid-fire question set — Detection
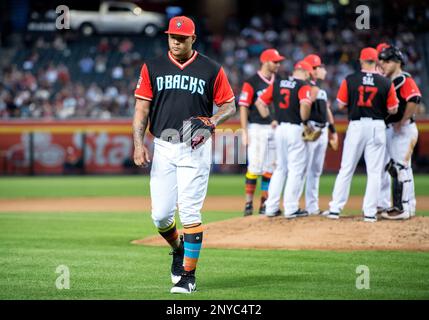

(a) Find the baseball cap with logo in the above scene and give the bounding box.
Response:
[260,49,285,63]
[165,16,195,37]
[359,47,379,61]
[294,60,313,73]
[304,54,322,68]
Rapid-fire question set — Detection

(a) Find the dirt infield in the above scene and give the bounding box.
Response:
[134,215,429,251]
[2,195,429,251]
[2,195,429,212]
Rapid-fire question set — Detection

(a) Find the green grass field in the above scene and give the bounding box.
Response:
[0,175,428,300]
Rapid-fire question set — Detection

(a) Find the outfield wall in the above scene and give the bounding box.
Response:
[1,119,429,175]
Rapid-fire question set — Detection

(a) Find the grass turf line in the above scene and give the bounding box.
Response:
[1,174,429,198]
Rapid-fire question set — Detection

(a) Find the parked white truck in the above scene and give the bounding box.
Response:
[69,1,165,36]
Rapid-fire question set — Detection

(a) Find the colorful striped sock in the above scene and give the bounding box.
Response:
[261,172,272,200]
[245,171,258,203]
[183,223,203,272]
[157,220,180,249]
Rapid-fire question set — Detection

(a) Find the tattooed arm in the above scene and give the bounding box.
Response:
[210,101,237,126]
[133,99,151,166]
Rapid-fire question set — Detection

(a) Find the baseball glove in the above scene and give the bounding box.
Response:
[302,125,322,142]
[179,116,216,149]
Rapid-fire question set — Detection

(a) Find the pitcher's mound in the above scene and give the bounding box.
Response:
[132,215,429,251]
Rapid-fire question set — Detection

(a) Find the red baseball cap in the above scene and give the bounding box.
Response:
[359,47,379,61]
[376,43,390,53]
[294,60,313,73]
[260,49,285,63]
[165,16,195,37]
[304,54,322,68]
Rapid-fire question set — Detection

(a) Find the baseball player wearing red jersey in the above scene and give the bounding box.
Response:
[323,47,398,222]
[377,45,422,220]
[255,60,313,218]
[133,16,236,294]
[301,54,338,215]
[239,49,285,216]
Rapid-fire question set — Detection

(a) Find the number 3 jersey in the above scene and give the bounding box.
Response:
[336,70,398,120]
[134,51,235,138]
[258,76,312,124]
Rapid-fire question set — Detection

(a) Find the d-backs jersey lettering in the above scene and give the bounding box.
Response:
[336,70,398,120]
[259,76,312,124]
[135,51,235,138]
[385,72,422,124]
[239,72,274,125]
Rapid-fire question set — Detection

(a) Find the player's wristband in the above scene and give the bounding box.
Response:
[302,119,309,126]
[266,114,274,122]
[328,123,336,133]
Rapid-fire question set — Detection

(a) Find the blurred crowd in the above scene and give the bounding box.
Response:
[0,17,425,119]
[0,65,136,119]
[0,35,146,119]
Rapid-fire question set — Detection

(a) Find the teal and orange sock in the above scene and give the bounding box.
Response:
[183,224,203,273]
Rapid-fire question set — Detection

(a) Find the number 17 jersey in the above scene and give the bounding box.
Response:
[336,70,398,121]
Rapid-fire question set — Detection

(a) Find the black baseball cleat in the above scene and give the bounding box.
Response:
[266,209,282,217]
[259,197,267,214]
[363,215,377,222]
[170,270,196,294]
[244,202,253,216]
[381,207,410,220]
[376,207,387,216]
[170,235,184,284]
[285,209,309,219]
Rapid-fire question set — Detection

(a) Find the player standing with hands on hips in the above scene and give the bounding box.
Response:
[239,49,285,216]
[323,47,398,222]
[378,45,422,220]
[133,16,236,294]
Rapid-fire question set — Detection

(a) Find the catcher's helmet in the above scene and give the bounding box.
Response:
[378,46,405,65]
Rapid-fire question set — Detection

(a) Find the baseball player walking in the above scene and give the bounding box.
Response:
[133,16,236,294]
[239,49,285,216]
[323,47,398,222]
[301,54,338,215]
[378,45,422,220]
[255,61,313,218]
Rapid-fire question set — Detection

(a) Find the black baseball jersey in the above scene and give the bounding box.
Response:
[309,81,328,124]
[238,72,274,125]
[385,72,422,124]
[135,51,235,138]
[336,70,398,121]
[259,76,312,125]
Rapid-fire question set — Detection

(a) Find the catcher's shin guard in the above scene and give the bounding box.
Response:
[386,159,410,212]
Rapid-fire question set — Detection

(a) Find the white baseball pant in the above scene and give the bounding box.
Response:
[379,120,418,214]
[329,118,386,217]
[304,122,328,214]
[150,137,212,229]
[265,123,308,216]
[247,123,276,175]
